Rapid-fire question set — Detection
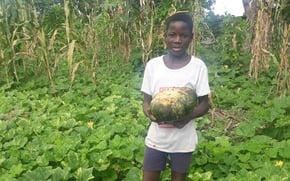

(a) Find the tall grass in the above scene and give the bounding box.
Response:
[248,0,290,96]
[0,0,64,87]
[274,0,290,95]
[1,0,287,93]
[0,1,206,87]
[0,0,21,85]
[248,0,273,79]
[276,23,290,96]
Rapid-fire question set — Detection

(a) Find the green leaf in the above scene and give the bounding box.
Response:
[213,136,231,154]
[0,120,8,133]
[264,147,278,158]
[95,140,107,150]
[11,135,28,149]
[36,155,49,167]
[0,173,18,181]
[278,140,290,158]
[189,171,212,181]
[235,122,256,137]
[110,135,123,148]
[124,167,142,181]
[9,163,24,177]
[51,167,71,181]
[74,126,91,139]
[23,166,52,180]
[67,151,81,170]
[97,169,118,181]
[195,154,208,165]
[74,167,94,181]
[238,152,250,162]
[255,161,285,180]
[89,150,112,171]
[1,153,20,170]
[238,135,274,153]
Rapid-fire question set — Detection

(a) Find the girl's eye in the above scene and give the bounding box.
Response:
[167,34,189,39]
[180,34,190,38]
[167,33,176,38]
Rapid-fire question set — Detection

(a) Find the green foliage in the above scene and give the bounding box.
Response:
[0,62,146,180]
[203,15,248,67]
[1,53,289,180]
[191,61,290,180]
[0,0,218,86]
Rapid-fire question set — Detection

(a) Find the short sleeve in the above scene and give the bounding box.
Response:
[196,63,210,97]
[141,63,152,96]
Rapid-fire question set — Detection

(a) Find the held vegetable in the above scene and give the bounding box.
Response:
[150,87,197,123]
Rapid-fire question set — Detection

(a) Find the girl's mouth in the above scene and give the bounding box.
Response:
[172,47,183,52]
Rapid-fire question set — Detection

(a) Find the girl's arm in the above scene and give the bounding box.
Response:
[142,93,157,122]
[173,95,210,128]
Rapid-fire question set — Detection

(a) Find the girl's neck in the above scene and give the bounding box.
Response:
[163,54,191,69]
[168,53,189,61]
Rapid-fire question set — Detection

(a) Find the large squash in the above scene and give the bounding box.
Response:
[150,87,197,123]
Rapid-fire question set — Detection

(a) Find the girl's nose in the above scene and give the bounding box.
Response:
[173,35,182,43]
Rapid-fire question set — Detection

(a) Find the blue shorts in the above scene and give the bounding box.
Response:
[142,146,193,173]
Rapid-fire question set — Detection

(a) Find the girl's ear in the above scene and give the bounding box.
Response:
[163,32,167,38]
[190,33,194,39]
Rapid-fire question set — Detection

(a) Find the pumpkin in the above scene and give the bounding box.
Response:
[150,87,197,123]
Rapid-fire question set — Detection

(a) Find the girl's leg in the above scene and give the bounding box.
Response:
[143,171,161,181]
[142,146,167,181]
[171,171,187,181]
[169,152,193,181]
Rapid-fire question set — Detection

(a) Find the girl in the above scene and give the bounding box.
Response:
[141,12,210,181]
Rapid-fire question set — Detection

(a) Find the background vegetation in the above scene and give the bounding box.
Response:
[0,0,289,180]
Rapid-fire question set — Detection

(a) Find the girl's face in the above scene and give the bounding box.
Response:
[165,21,192,57]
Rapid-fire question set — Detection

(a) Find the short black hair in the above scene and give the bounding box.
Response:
[165,12,193,32]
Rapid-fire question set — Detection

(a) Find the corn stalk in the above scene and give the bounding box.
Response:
[37,28,56,88]
[135,7,156,64]
[64,0,83,88]
[276,23,290,95]
[0,0,48,85]
[119,4,132,62]
[134,2,170,64]
[191,0,202,56]
[0,1,21,85]
[247,0,290,95]
[248,0,273,79]
[274,0,290,95]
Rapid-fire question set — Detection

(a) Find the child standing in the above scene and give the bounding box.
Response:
[141,12,211,181]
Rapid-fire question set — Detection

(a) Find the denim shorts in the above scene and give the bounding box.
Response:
[142,146,193,173]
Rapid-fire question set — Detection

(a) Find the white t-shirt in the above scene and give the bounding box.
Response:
[141,55,210,153]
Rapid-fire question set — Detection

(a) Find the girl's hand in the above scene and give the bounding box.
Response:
[171,119,188,128]
[157,119,188,128]
[147,113,157,122]
[143,93,157,122]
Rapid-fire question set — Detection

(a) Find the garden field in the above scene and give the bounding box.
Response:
[0,56,289,181]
